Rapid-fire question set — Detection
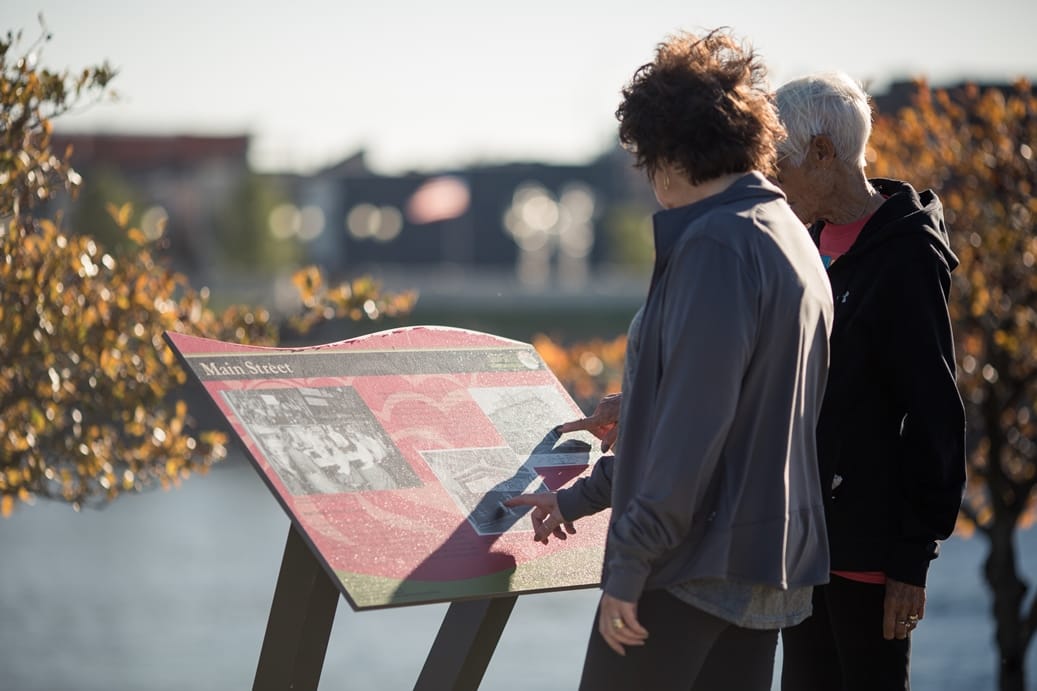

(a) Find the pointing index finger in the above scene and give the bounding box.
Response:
[503,494,541,508]
[557,417,597,433]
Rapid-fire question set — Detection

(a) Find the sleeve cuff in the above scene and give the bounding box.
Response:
[555,455,614,522]
[885,540,938,587]
[602,560,651,603]
[556,482,595,522]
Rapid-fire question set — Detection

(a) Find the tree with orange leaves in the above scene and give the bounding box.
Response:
[532,332,627,413]
[869,79,1037,691]
[0,25,415,515]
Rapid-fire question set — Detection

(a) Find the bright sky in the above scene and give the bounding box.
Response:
[3,1,1034,175]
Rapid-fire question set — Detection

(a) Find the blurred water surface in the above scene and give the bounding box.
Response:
[2,453,1035,691]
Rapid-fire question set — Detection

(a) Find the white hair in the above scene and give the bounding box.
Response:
[774,71,872,168]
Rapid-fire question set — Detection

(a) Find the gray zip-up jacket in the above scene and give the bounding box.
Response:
[598,173,834,603]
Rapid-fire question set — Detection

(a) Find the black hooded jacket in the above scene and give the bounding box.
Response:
[809,178,966,587]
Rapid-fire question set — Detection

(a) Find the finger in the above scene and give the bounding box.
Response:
[888,608,912,640]
[905,607,923,626]
[503,494,547,508]
[530,518,548,544]
[907,604,924,629]
[610,612,648,641]
[887,612,909,640]
[622,614,649,639]
[528,508,551,543]
[557,418,598,434]
[882,601,897,640]
[534,508,570,544]
[542,513,571,539]
[914,592,926,621]
[601,426,619,453]
[599,617,643,651]
[560,417,614,439]
[593,396,621,423]
[540,513,562,535]
[606,602,649,643]
[597,614,626,656]
[607,622,647,647]
[599,623,626,656]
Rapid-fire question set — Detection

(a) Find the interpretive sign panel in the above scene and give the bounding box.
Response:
[164,326,610,610]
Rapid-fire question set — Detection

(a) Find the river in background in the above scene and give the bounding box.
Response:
[2,453,1036,691]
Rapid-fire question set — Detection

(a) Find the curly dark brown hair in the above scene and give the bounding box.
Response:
[616,28,782,185]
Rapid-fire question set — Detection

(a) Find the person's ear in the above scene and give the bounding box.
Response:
[810,134,837,165]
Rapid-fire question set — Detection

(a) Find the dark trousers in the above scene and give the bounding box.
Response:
[781,576,911,691]
[577,589,778,691]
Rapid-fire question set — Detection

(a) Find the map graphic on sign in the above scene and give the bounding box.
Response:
[164,326,611,610]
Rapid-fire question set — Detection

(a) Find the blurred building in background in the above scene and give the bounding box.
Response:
[64,78,1020,340]
[281,145,653,302]
[51,131,656,339]
[52,133,252,275]
[53,78,1033,323]
[61,78,1027,338]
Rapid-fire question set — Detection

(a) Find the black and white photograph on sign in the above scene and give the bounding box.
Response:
[222,386,421,496]
[297,386,368,422]
[466,385,598,457]
[227,388,314,426]
[420,447,544,535]
[247,425,341,495]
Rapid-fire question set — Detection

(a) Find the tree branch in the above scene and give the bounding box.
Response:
[1023,589,1037,651]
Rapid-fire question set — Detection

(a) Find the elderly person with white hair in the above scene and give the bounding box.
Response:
[773,72,966,691]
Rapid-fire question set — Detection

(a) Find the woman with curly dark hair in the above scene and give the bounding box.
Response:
[506,29,834,690]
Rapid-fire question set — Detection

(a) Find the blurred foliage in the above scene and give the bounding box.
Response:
[603,203,655,269]
[868,80,1037,690]
[64,165,142,253]
[0,25,115,225]
[287,267,417,334]
[215,173,301,271]
[868,81,1037,537]
[0,24,415,516]
[533,332,627,413]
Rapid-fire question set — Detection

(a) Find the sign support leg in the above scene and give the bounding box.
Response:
[253,523,340,691]
[413,595,518,691]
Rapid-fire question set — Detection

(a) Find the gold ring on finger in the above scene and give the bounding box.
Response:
[611,617,625,630]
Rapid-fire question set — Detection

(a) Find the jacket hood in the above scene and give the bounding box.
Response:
[811,178,958,272]
[853,178,958,271]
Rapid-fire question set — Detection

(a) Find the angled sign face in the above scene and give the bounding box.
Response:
[165,326,610,610]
